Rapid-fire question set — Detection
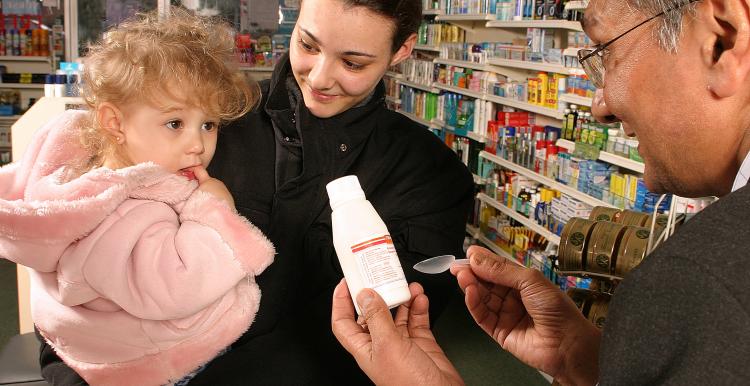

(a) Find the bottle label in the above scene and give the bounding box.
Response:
[350,235,406,289]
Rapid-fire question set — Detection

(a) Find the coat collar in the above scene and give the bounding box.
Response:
[264,53,387,150]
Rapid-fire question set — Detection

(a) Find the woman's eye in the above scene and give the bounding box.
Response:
[202,122,218,132]
[166,120,182,130]
[343,59,364,71]
[299,38,315,52]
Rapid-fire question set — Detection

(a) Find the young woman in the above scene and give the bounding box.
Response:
[41,0,475,384]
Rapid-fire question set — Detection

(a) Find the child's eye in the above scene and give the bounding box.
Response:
[343,59,364,71]
[202,122,218,132]
[166,120,182,130]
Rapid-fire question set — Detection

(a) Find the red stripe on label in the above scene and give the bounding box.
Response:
[351,235,391,250]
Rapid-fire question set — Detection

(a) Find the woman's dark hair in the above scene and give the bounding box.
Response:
[342,0,422,52]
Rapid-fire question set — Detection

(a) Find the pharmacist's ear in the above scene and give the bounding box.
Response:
[702,0,750,98]
[389,33,416,66]
[96,102,125,144]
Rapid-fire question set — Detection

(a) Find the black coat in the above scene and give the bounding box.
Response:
[39,57,474,385]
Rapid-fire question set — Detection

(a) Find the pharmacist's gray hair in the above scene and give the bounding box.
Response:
[628,0,700,52]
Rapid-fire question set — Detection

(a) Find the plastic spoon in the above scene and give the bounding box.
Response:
[413,255,470,274]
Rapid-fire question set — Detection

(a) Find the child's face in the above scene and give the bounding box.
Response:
[118,100,219,177]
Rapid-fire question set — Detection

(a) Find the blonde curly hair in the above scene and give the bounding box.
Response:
[79,7,257,170]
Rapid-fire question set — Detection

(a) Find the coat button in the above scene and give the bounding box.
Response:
[339,143,348,152]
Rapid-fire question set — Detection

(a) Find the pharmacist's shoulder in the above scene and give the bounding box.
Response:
[639,187,750,298]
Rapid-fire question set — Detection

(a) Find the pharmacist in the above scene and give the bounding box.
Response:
[333,0,750,384]
[38,0,474,384]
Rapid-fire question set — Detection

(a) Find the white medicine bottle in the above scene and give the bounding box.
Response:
[326,175,411,315]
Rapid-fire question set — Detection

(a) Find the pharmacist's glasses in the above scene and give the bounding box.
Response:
[578,0,700,88]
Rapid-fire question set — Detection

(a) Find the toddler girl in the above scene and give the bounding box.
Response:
[0,8,273,386]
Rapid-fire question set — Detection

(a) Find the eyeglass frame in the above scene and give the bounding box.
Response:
[577,0,701,88]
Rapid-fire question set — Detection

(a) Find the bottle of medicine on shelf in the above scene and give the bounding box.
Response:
[327,175,410,315]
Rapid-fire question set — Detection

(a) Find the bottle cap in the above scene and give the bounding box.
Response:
[327,175,366,210]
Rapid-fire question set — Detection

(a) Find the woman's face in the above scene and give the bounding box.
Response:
[290,0,413,118]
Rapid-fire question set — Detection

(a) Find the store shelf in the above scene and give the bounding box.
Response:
[414,44,441,52]
[487,58,581,75]
[555,139,645,174]
[559,93,593,107]
[557,270,624,282]
[476,233,518,265]
[398,79,441,93]
[396,109,439,128]
[443,123,486,143]
[466,223,480,238]
[423,9,445,16]
[434,57,493,71]
[565,1,590,11]
[239,66,275,72]
[436,14,496,21]
[478,192,561,245]
[0,115,22,121]
[0,83,44,89]
[556,138,575,152]
[0,55,51,62]
[485,20,583,31]
[598,151,645,174]
[385,95,401,104]
[484,93,564,120]
[479,150,616,209]
[433,83,484,99]
[384,71,404,79]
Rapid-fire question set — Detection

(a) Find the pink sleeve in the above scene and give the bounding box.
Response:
[82,192,274,320]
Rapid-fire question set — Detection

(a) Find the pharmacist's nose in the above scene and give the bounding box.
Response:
[308,56,335,91]
[591,88,619,124]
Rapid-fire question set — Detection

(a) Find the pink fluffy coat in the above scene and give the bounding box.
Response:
[0,110,275,385]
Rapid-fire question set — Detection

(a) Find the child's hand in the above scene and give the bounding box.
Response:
[193,166,235,208]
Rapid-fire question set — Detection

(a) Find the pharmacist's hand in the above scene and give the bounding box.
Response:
[332,280,464,386]
[193,166,235,207]
[450,246,601,386]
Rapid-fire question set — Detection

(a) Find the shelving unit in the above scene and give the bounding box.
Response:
[487,57,583,75]
[476,233,518,264]
[385,95,401,104]
[558,93,593,107]
[0,83,44,90]
[414,44,441,52]
[239,66,274,72]
[443,123,486,143]
[384,71,404,79]
[556,139,645,174]
[434,57,494,72]
[436,14,496,22]
[0,55,52,62]
[398,79,441,93]
[433,83,484,99]
[423,9,445,16]
[485,20,583,31]
[479,150,616,209]
[478,192,561,245]
[483,93,565,119]
[396,109,439,129]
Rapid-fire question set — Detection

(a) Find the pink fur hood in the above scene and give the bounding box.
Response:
[0,110,275,385]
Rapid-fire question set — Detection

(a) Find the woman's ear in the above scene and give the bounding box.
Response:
[390,33,416,66]
[96,102,125,144]
[702,0,750,98]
